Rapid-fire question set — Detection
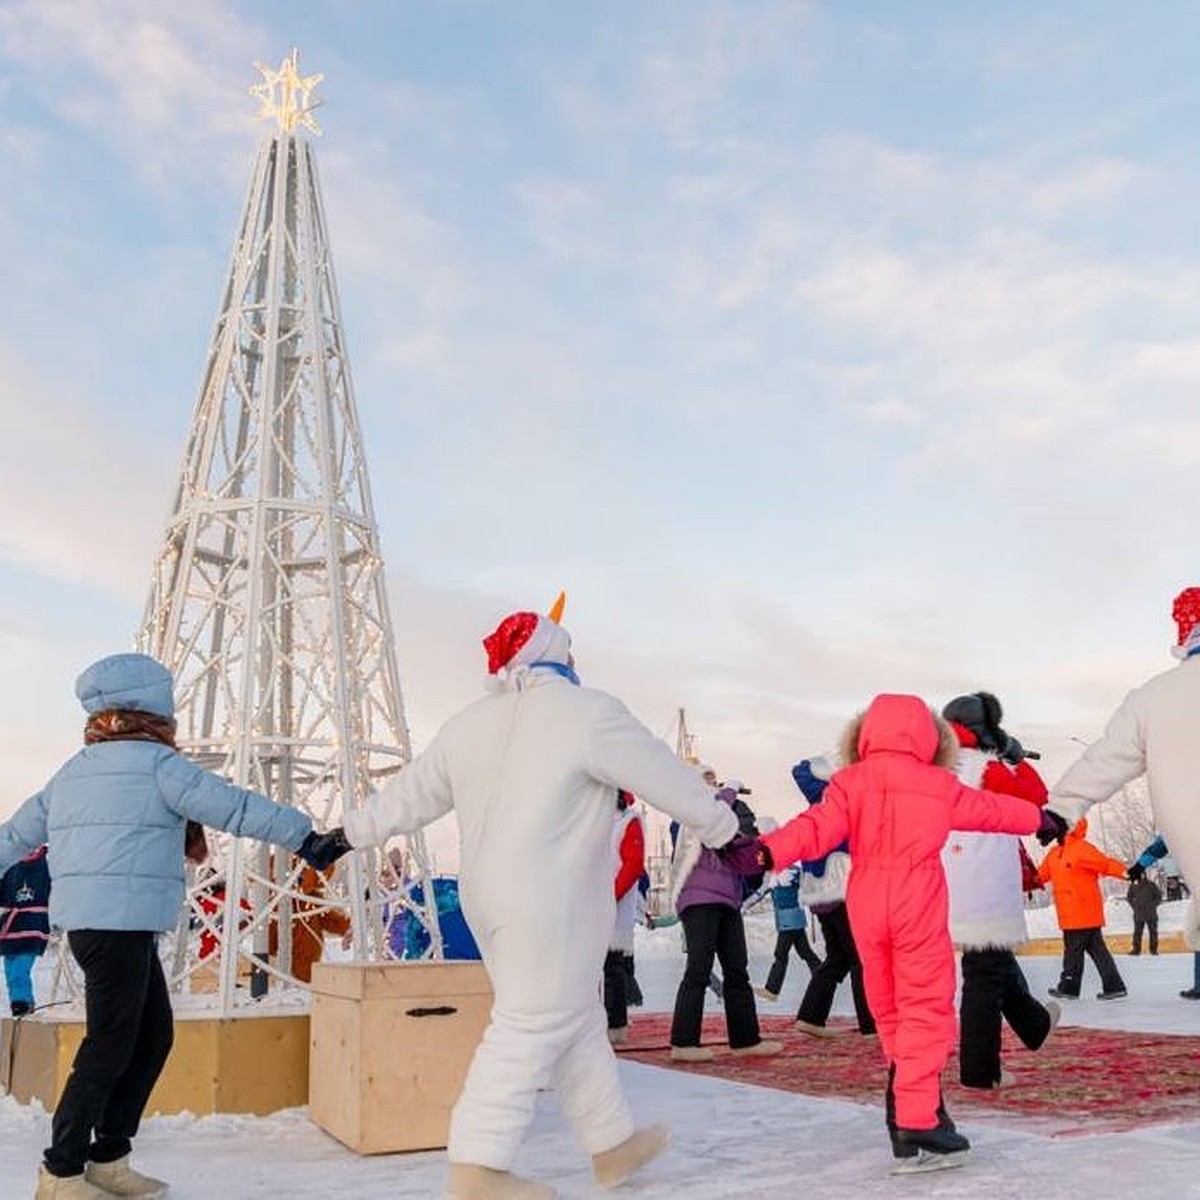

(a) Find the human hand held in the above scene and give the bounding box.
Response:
[719,834,767,876]
[1035,809,1069,846]
[1126,862,1146,882]
[997,733,1025,765]
[298,827,352,870]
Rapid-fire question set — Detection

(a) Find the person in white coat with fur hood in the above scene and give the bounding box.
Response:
[1045,587,1200,954]
[940,693,1059,1089]
[306,601,740,1200]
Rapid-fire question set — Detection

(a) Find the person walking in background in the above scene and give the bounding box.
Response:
[940,693,1060,1090]
[1127,865,1163,956]
[669,773,781,1064]
[1037,819,1128,1000]
[314,602,745,1199]
[1128,837,1198,997]
[788,757,875,1038]
[0,653,329,1200]
[605,790,645,1044]
[753,817,821,1004]
[746,695,1050,1171]
[0,844,51,1017]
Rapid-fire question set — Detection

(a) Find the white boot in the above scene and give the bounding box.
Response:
[83,1157,168,1198]
[34,1167,111,1199]
[445,1163,556,1199]
[592,1124,670,1189]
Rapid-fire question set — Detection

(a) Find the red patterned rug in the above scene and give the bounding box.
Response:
[618,1014,1200,1135]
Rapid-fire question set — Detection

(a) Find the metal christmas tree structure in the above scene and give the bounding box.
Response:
[138,51,440,1013]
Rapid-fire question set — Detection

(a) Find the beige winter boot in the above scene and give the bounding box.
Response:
[34,1167,110,1199]
[84,1157,168,1198]
[445,1163,557,1199]
[730,1039,784,1057]
[592,1124,670,1189]
[668,1044,714,1062]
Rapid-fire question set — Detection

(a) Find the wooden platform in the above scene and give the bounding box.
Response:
[0,1010,309,1116]
[1018,932,1189,956]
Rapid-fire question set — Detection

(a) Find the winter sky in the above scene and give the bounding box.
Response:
[1,2,1198,834]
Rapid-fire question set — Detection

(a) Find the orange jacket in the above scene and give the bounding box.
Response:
[1035,819,1126,930]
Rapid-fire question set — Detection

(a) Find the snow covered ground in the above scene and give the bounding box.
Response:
[4,908,1199,1199]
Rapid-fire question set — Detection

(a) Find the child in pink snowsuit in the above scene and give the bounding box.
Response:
[761,694,1042,1165]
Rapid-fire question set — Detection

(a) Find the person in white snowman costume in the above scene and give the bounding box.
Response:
[1046,586,1200,954]
[305,596,741,1200]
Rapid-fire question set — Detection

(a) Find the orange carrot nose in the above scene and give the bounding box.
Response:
[548,590,566,624]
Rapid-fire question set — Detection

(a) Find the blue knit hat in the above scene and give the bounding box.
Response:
[75,653,175,719]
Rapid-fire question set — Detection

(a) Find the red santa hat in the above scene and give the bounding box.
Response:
[1171,586,1200,659]
[483,591,572,675]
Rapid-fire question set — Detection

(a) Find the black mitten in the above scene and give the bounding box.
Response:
[298,827,352,870]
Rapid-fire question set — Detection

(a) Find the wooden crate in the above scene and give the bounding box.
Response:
[309,961,492,1154]
[0,1011,309,1116]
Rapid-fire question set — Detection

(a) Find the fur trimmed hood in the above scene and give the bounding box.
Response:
[838,694,958,769]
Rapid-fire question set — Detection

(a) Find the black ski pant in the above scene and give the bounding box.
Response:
[623,953,643,1007]
[1056,927,1125,996]
[796,904,875,1034]
[45,931,174,1178]
[958,948,1053,1088]
[670,904,759,1049]
[603,950,629,1030]
[764,928,822,996]
[1131,915,1159,955]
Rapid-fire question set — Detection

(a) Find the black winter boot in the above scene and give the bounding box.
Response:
[893,1125,971,1155]
[885,1065,917,1160]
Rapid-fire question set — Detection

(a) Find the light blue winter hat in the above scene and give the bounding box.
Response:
[75,653,176,718]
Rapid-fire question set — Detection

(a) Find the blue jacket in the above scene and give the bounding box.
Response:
[0,849,51,957]
[790,760,850,881]
[1136,836,1168,869]
[771,867,807,932]
[0,742,311,933]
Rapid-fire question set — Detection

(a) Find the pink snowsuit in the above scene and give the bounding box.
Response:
[762,694,1041,1130]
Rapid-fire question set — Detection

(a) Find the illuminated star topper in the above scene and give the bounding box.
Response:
[250,48,323,135]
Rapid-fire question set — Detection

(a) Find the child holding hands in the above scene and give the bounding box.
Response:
[747,694,1054,1172]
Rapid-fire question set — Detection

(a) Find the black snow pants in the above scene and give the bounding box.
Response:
[44,931,174,1178]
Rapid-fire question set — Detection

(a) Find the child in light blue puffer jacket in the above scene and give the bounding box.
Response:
[0,653,331,1200]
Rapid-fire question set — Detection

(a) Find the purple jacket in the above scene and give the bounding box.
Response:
[675,793,746,914]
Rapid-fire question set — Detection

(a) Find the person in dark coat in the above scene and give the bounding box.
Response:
[0,845,51,1017]
[668,774,780,1062]
[789,758,876,1038]
[1127,871,1163,956]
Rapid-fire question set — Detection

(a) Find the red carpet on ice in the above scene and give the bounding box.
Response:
[618,1014,1200,1135]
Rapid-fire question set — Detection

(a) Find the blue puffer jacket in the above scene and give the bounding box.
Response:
[0,743,311,932]
[0,653,312,932]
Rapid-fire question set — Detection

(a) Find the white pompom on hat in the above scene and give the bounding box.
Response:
[807,754,835,781]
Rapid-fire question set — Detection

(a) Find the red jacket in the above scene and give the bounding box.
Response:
[614,811,644,900]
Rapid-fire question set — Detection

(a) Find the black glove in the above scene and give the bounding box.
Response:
[997,733,1025,765]
[1126,862,1146,882]
[298,827,352,870]
[1035,809,1069,846]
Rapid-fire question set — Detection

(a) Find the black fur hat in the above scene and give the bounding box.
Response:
[942,692,1005,751]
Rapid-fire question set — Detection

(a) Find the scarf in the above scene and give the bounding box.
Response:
[84,709,208,863]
